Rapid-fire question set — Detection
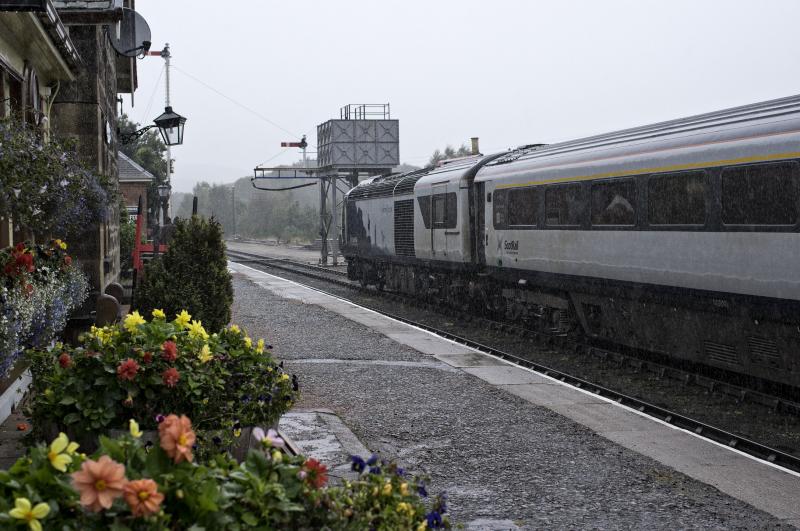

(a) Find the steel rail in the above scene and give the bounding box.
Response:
[227,250,800,472]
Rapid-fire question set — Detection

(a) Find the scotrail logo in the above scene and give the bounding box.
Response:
[503,240,519,253]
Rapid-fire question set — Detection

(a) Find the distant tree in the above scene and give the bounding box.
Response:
[118,114,168,227]
[428,144,472,166]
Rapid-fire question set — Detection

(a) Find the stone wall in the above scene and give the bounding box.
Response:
[51,23,121,295]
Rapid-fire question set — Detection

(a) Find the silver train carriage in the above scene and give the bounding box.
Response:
[341,94,800,389]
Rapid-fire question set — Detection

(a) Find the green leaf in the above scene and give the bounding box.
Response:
[241,512,258,526]
[63,412,81,424]
[58,396,76,405]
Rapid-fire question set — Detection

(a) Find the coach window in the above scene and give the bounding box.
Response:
[591,179,636,226]
[417,195,432,229]
[508,187,538,227]
[722,162,799,226]
[432,193,457,229]
[546,184,583,226]
[493,189,506,228]
[648,171,706,226]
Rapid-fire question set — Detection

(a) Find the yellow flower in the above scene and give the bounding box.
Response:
[279,373,290,383]
[124,311,146,334]
[60,241,67,250]
[417,521,428,531]
[9,497,50,531]
[151,308,166,320]
[243,336,252,349]
[188,320,209,341]
[229,324,241,334]
[382,482,392,495]
[397,502,414,515]
[271,450,282,463]
[233,428,242,438]
[400,482,409,496]
[256,339,265,353]
[129,419,142,438]
[198,344,213,363]
[174,310,191,329]
[47,433,73,472]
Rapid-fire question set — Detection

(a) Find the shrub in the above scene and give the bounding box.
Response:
[0,240,88,377]
[134,216,232,331]
[0,416,449,529]
[27,310,296,452]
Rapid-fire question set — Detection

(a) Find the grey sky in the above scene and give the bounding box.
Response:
[128,0,800,193]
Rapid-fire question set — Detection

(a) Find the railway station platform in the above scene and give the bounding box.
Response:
[229,259,800,529]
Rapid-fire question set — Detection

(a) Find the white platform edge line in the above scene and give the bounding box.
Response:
[230,261,800,479]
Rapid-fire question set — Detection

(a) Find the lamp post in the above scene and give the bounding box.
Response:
[230,184,237,240]
[157,183,171,225]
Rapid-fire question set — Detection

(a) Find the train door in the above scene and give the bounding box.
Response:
[475,182,486,266]
[431,183,448,257]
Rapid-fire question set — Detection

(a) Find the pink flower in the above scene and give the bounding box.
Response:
[58,352,71,368]
[253,427,285,449]
[158,414,195,463]
[162,367,180,387]
[71,455,127,512]
[117,359,139,381]
[123,478,164,517]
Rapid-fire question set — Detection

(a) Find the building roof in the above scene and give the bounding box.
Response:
[118,151,154,183]
[51,0,120,10]
[0,0,82,71]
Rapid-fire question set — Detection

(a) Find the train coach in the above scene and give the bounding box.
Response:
[341,95,800,389]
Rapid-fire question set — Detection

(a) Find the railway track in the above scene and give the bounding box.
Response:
[227,249,800,473]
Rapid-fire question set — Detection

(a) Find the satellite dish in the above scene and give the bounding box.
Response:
[109,7,152,58]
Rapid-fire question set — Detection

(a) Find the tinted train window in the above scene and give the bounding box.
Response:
[591,179,636,226]
[493,189,506,229]
[417,196,431,229]
[546,184,583,226]
[421,192,457,229]
[722,162,799,225]
[508,187,538,227]
[648,171,706,225]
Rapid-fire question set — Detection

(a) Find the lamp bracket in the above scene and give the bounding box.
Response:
[118,124,156,145]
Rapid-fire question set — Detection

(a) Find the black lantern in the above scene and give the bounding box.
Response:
[153,106,187,146]
[157,183,171,199]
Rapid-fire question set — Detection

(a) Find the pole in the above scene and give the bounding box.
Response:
[231,184,237,239]
[163,43,172,219]
[331,177,338,265]
[319,177,327,265]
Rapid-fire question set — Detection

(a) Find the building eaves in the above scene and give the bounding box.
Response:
[118,151,155,182]
[0,0,82,71]
[51,0,123,23]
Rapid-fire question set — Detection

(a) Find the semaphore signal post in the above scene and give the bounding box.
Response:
[252,104,399,265]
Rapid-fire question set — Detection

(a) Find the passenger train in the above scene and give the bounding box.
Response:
[341,95,800,390]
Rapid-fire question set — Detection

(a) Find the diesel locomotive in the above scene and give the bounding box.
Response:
[341,95,800,389]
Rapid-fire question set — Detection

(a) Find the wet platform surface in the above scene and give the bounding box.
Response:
[230,259,800,528]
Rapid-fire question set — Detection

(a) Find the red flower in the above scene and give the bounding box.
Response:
[14,243,24,253]
[64,255,72,266]
[162,340,178,362]
[58,352,71,368]
[142,351,153,364]
[117,358,139,381]
[162,367,180,387]
[303,458,329,488]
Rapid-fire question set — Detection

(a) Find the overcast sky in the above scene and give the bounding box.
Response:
[128,0,800,192]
